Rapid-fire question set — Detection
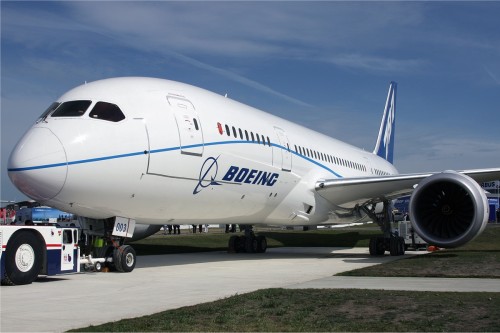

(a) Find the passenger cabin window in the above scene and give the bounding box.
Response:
[89,102,125,122]
[51,100,92,118]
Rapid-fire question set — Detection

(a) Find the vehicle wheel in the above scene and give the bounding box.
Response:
[256,236,267,253]
[94,261,103,272]
[113,245,136,273]
[2,231,43,285]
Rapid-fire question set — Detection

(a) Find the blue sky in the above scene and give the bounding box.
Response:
[1,1,500,201]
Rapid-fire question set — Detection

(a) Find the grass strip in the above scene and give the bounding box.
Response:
[69,288,500,332]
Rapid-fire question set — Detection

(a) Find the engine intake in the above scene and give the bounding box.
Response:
[409,171,488,248]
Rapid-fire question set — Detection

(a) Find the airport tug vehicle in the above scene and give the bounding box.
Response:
[0,217,137,285]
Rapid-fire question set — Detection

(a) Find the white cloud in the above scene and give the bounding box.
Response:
[326,54,425,73]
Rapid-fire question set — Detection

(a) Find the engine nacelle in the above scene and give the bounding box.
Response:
[409,171,488,248]
[129,224,162,241]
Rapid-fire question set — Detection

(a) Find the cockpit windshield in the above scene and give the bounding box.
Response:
[36,100,125,122]
[51,100,92,118]
[89,102,125,122]
[37,102,60,123]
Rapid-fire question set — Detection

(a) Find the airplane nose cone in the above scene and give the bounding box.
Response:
[8,127,68,201]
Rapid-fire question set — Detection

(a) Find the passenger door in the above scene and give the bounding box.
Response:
[274,127,292,171]
[168,96,204,156]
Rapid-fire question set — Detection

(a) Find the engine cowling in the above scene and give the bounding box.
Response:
[129,224,162,241]
[409,171,488,248]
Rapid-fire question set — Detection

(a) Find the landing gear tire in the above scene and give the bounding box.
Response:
[389,237,405,256]
[369,237,385,256]
[227,235,267,253]
[2,231,43,285]
[256,235,267,253]
[228,235,240,253]
[245,236,259,253]
[113,245,136,272]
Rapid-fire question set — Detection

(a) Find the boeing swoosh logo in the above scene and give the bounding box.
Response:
[193,156,222,194]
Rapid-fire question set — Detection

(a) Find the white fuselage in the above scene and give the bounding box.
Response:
[8,77,397,226]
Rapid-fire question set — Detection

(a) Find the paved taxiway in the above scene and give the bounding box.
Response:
[1,247,497,332]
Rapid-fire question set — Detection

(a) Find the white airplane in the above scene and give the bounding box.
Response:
[8,77,500,272]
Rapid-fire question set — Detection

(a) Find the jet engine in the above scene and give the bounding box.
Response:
[129,224,162,241]
[409,171,489,248]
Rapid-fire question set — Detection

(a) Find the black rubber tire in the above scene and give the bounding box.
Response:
[244,236,257,253]
[256,236,267,253]
[389,237,400,256]
[228,235,239,253]
[369,237,385,256]
[113,245,136,273]
[369,237,378,256]
[2,231,43,285]
[399,237,406,255]
[376,237,386,255]
[237,236,246,253]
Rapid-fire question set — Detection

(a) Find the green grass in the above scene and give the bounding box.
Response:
[338,225,500,278]
[71,225,500,332]
[70,289,500,332]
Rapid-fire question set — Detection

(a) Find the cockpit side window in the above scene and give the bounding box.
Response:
[51,100,92,118]
[37,102,61,122]
[89,102,125,122]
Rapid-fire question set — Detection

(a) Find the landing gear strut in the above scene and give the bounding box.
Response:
[364,201,405,256]
[227,225,267,253]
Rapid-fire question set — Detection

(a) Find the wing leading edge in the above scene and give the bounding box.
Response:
[315,168,500,208]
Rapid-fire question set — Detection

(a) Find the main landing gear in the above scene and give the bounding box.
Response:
[365,201,405,256]
[369,235,405,256]
[227,225,267,253]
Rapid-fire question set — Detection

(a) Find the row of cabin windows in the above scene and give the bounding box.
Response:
[294,144,367,172]
[374,168,390,176]
[218,122,271,147]
[216,122,385,175]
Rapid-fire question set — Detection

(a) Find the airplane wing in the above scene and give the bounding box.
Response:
[315,168,500,207]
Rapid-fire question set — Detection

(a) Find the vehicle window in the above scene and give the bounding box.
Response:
[51,100,92,118]
[63,229,73,244]
[38,102,60,122]
[89,102,125,122]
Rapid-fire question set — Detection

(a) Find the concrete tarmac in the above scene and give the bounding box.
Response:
[0,247,497,332]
